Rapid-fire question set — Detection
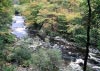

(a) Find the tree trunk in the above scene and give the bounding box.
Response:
[83,0,91,71]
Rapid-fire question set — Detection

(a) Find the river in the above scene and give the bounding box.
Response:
[10,15,100,71]
[11,15,28,38]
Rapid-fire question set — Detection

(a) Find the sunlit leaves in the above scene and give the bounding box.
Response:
[0,0,14,63]
[67,24,83,33]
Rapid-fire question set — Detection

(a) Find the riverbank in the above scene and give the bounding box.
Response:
[10,14,100,71]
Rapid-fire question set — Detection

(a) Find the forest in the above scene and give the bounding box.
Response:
[0,0,100,71]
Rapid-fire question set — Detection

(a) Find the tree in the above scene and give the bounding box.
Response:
[19,0,34,4]
[90,0,100,48]
[83,0,91,71]
[0,0,14,69]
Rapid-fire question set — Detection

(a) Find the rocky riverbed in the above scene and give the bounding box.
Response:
[13,36,100,71]
[11,15,100,71]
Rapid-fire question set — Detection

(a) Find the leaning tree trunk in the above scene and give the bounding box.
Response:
[83,0,91,71]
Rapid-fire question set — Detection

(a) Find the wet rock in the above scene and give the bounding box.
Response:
[53,44,60,49]
[92,66,100,71]
[75,59,84,66]
[89,53,100,65]
[66,62,83,71]
[89,48,100,54]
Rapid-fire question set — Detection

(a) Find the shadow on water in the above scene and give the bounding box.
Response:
[15,10,20,16]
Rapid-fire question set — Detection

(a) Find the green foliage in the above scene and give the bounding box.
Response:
[74,34,87,46]
[0,0,12,8]
[14,47,31,60]
[26,2,43,24]
[57,15,68,38]
[0,0,13,39]
[31,48,62,71]
[19,0,30,4]
[18,0,87,47]
[0,0,14,65]
[71,25,87,46]
[19,0,35,4]
[7,47,31,65]
[1,0,100,71]
[81,0,100,48]
[2,65,16,71]
[0,33,15,44]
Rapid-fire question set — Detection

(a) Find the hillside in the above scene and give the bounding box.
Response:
[0,0,100,71]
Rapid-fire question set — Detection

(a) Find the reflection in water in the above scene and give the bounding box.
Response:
[11,16,27,38]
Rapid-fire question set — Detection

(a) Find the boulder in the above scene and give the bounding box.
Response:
[66,62,83,71]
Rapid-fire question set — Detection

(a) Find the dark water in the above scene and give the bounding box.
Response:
[11,16,28,38]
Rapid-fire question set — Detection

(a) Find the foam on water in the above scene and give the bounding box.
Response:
[11,15,27,38]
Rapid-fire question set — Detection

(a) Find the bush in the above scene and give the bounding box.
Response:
[7,47,31,65]
[2,64,16,71]
[74,34,87,46]
[57,15,68,38]
[31,48,62,71]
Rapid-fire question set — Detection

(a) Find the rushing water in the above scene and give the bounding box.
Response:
[11,15,28,38]
[10,15,100,71]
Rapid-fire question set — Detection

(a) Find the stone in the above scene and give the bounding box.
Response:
[92,66,100,71]
[66,62,83,71]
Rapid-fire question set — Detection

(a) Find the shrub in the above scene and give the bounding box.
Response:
[57,15,68,38]
[7,47,31,65]
[31,48,62,71]
[2,64,16,71]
